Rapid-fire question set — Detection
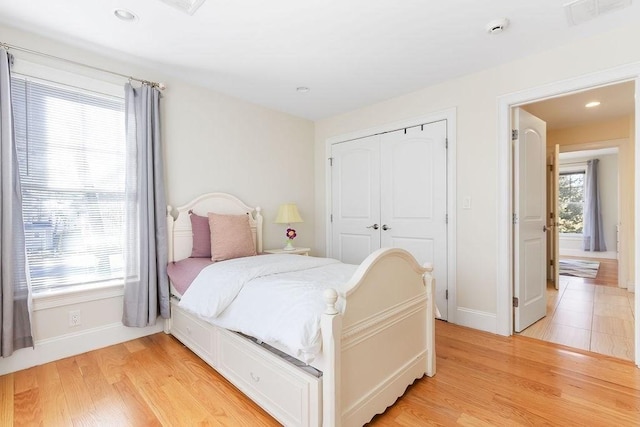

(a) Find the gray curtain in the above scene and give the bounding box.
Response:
[122,83,169,327]
[583,159,607,252]
[1,48,33,356]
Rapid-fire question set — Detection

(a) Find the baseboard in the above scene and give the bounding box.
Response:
[560,249,617,260]
[0,320,164,375]
[454,307,497,334]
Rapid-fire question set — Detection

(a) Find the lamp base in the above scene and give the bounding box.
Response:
[283,240,296,251]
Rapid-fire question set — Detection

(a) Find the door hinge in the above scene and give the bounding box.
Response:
[549,164,554,172]
[549,212,554,219]
[550,259,554,266]
[445,289,449,300]
[512,213,518,225]
[445,138,448,149]
[513,297,519,308]
[330,214,333,223]
[512,129,519,140]
[328,157,333,166]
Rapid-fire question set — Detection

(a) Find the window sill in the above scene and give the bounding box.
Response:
[560,233,584,240]
[32,280,124,311]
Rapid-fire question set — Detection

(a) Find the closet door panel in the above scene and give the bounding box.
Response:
[330,135,381,264]
[380,122,448,319]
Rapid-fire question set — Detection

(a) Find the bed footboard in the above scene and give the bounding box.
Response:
[321,248,435,427]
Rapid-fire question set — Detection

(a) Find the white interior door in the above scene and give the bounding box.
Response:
[553,144,560,289]
[380,122,448,319]
[331,135,381,265]
[545,144,560,289]
[513,108,547,332]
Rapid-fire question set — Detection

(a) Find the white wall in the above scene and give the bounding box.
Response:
[314,23,640,332]
[558,153,619,259]
[0,24,315,374]
[163,80,315,251]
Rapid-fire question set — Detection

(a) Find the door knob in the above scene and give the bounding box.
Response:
[366,224,379,230]
[382,224,391,231]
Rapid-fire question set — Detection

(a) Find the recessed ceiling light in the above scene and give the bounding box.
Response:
[585,101,601,108]
[113,9,138,22]
[296,87,310,93]
[486,18,510,35]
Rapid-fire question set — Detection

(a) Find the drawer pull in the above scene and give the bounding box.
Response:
[250,372,260,383]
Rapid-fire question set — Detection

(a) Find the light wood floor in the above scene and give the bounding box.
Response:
[3,322,640,426]
[519,258,636,361]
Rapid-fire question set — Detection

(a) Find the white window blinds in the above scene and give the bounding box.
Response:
[11,76,126,292]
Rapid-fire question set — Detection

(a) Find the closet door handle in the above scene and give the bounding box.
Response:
[366,224,379,230]
[382,224,391,231]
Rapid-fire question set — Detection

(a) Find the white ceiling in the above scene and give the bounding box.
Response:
[523,81,636,130]
[0,0,638,120]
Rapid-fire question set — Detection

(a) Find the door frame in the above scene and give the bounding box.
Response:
[496,64,640,367]
[325,107,457,322]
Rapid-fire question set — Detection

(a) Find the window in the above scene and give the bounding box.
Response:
[11,76,126,292]
[558,170,585,234]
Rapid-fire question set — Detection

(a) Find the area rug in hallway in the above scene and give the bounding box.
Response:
[559,259,600,278]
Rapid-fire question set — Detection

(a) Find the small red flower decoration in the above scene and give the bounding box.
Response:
[286,228,297,240]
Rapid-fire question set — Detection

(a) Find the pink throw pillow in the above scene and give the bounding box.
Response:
[208,213,257,262]
[190,213,211,258]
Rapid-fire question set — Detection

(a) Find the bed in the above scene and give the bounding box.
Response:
[164,192,436,427]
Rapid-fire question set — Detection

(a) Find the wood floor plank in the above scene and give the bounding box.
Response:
[13,367,37,394]
[34,363,73,426]
[75,352,116,405]
[5,322,640,426]
[112,375,162,427]
[0,374,14,427]
[92,342,131,385]
[55,357,96,419]
[13,387,43,426]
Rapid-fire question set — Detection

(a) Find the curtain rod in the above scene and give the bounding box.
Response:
[0,41,166,90]
[559,160,589,166]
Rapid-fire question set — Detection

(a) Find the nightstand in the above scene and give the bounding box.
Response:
[263,247,311,256]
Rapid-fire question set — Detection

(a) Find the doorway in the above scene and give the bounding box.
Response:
[496,67,639,367]
[514,86,634,360]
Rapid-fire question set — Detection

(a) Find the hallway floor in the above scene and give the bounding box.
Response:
[518,258,635,361]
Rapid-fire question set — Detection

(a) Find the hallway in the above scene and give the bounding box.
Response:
[518,258,635,361]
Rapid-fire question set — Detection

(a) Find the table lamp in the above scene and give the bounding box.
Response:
[275,203,303,250]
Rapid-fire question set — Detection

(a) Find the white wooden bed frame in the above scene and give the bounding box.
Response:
[164,192,436,427]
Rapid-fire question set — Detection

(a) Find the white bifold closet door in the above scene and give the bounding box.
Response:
[331,120,448,319]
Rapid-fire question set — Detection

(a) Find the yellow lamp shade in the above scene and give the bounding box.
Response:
[275,203,303,224]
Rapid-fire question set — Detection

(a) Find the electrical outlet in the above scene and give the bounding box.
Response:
[69,310,81,327]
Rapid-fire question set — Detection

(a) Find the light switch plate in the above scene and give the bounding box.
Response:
[463,197,472,209]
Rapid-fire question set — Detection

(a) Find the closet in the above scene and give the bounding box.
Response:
[330,120,448,318]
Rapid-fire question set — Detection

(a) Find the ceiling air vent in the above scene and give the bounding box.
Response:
[564,0,632,25]
[159,0,206,15]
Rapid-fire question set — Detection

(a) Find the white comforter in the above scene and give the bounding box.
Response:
[178,254,357,363]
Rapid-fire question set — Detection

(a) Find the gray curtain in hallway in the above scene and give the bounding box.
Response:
[1,48,33,356]
[583,159,607,252]
[122,83,169,327]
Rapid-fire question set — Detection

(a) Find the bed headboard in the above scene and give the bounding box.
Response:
[167,192,263,262]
